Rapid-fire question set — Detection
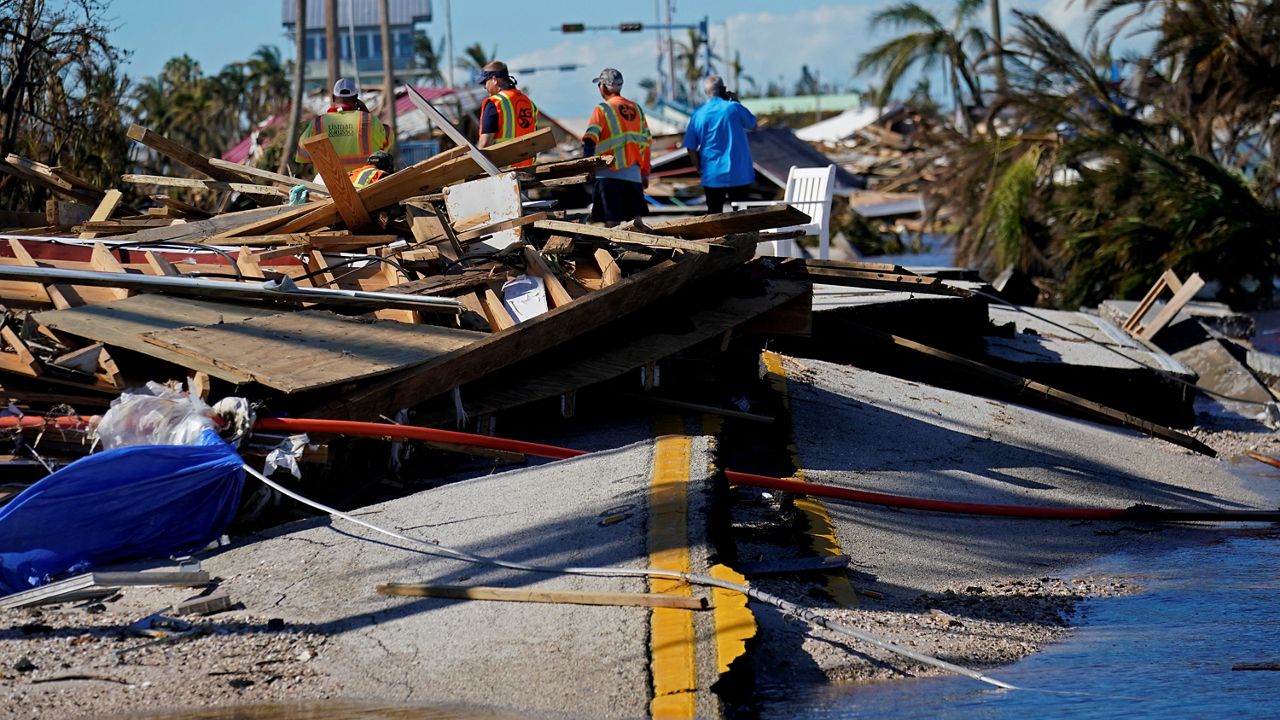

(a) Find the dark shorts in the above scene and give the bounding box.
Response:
[591,178,648,223]
[704,185,750,215]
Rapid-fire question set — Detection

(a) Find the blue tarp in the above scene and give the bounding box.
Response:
[0,429,244,595]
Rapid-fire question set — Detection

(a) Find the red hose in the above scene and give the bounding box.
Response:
[255,417,1280,522]
[8,414,1279,521]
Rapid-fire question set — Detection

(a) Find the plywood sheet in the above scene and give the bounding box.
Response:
[32,295,281,383]
[139,311,485,393]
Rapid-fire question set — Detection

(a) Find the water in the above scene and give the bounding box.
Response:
[759,532,1280,719]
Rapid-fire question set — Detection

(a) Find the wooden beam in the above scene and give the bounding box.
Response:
[0,326,41,376]
[594,248,622,287]
[643,205,812,239]
[2,155,102,203]
[1138,272,1205,340]
[121,175,287,197]
[148,194,213,220]
[454,212,548,244]
[143,251,180,276]
[376,583,708,610]
[804,265,964,296]
[535,219,721,254]
[207,158,330,195]
[481,286,516,330]
[298,132,373,229]
[6,239,82,309]
[522,246,573,308]
[271,128,556,235]
[78,190,124,239]
[90,243,132,300]
[126,124,253,184]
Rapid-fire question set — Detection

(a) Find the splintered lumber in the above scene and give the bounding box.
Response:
[840,320,1216,456]
[126,124,253,184]
[643,205,812,239]
[1,155,103,204]
[376,583,708,610]
[385,267,508,298]
[0,570,210,610]
[413,275,810,425]
[522,246,572,307]
[454,211,548,243]
[124,202,321,243]
[78,190,124,239]
[0,326,41,376]
[0,265,463,312]
[535,219,722,254]
[122,174,288,197]
[299,132,372,229]
[208,158,329,196]
[530,154,612,177]
[594,249,622,286]
[272,128,556,235]
[230,233,398,249]
[140,311,484,393]
[310,231,763,421]
[803,260,964,296]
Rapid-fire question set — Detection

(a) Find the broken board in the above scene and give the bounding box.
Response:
[139,311,485,393]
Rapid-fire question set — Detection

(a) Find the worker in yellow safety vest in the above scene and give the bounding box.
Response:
[295,78,391,172]
[582,68,652,224]
[477,61,539,168]
[347,151,393,188]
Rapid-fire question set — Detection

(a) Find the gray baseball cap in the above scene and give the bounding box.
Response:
[592,68,624,87]
[333,78,358,98]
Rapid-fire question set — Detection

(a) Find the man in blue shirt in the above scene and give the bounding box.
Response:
[684,76,757,214]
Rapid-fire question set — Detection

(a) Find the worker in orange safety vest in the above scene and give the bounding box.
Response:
[347,151,393,188]
[582,67,652,224]
[477,61,539,168]
[295,78,391,172]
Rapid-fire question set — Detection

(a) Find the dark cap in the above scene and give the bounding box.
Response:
[593,68,624,87]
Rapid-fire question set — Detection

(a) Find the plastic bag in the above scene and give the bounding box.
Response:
[93,382,218,449]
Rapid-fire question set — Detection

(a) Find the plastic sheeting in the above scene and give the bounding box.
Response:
[0,429,244,595]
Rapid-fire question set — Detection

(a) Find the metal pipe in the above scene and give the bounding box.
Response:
[0,265,462,312]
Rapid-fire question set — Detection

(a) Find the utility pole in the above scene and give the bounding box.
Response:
[379,0,398,165]
[280,0,307,173]
[325,0,338,89]
[991,0,1006,94]
[445,0,455,89]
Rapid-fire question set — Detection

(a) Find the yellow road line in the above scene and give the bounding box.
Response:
[700,415,757,677]
[761,351,860,607]
[649,415,696,718]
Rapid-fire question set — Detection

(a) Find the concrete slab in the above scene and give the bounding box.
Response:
[779,354,1276,597]
[1099,298,1256,340]
[202,435,724,719]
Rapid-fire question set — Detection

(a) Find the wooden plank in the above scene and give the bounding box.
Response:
[376,583,707,610]
[143,251,180,276]
[2,155,102,203]
[148,194,213,220]
[528,155,612,177]
[454,212,548,244]
[0,326,41,376]
[78,190,124,239]
[299,132,373,229]
[236,245,266,279]
[308,232,762,421]
[594,249,622,287]
[535,219,719,254]
[6,239,83,309]
[122,175,287,197]
[139,311,484,393]
[412,276,809,428]
[643,205,812,239]
[839,320,1216,456]
[31,295,281,384]
[522,246,573,308]
[90,243,132,300]
[207,158,329,195]
[306,249,336,288]
[804,266,963,296]
[1137,272,1204,340]
[481,287,516,330]
[272,128,556,235]
[126,124,252,184]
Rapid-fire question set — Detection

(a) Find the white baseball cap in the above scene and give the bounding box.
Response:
[333,78,358,98]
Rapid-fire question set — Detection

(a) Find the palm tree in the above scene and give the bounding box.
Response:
[673,29,719,101]
[856,0,987,126]
[456,42,496,77]
[637,78,659,107]
[413,31,446,85]
[728,51,755,96]
[244,45,290,125]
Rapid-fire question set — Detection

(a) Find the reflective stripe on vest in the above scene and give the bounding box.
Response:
[348,166,385,188]
[593,99,649,172]
[482,89,538,167]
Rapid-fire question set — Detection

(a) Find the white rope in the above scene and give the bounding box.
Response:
[241,463,1017,690]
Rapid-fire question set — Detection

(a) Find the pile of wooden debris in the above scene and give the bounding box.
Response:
[0,122,835,489]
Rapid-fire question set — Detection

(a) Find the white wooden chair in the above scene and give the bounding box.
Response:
[731,164,836,259]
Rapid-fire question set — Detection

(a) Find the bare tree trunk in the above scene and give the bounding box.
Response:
[325,0,339,89]
[378,0,398,166]
[279,0,307,174]
[990,0,1006,95]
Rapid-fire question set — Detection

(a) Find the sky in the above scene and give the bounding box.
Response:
[107,0,1102,119]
